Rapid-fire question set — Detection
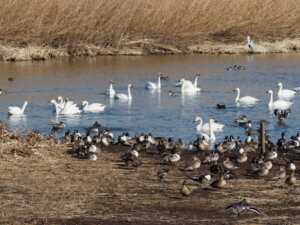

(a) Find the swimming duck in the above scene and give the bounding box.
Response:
[180,181,192,197]
[145,73,162,89]
[8,77,14,81]
[81,101,106,113]
[277,82,296,100]
[234,115,248,125]
[216,104,226,109]
[106,80,115,98]
[274,109,291,121]
[8,101,28,115]
[266,90,293,110]
[210,174,227,188]
[115,84,133,101]
[52,121,65,131]
[233,88,259,104]
[168,91,177,96]
[223,199,269,217]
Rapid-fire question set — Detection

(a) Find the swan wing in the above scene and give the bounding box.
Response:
[272,100,293,110]
[115,93,128,100]
[239,96,259,103]
[145,82,157,89]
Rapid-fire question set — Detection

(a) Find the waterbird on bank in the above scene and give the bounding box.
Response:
[106,80,115,98]
[223,199,269,217]
[81,101,106,113]
[145,73,162,89]
[233,88,259,104]
[187,174,211,184]
[277,82,296,100]
[157,169,169,180]
[180,181,192,197]
[115,84,133,101]
[247,35,254,49]
[181,156,201,171]
[285,171,296,186]
[8,101,28,115]
[210,174,227,188]
[266,90,293,110]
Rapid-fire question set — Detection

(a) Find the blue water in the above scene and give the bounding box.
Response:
[0,54,299,144]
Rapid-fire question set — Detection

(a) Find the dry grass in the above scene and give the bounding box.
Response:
[0,0,300,60]
[0,123,299,224]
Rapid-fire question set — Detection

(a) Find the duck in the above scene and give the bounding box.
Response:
[223,157,238,170]
[266,90,293,110]
[187,174,211,185]
[247,35,254,49]
[234,115,248,125]
[168,91,177,96]
[285,171,296,186]
[145,73,162,89]
[274,109,291,121]
[181,156,201,171]
[180,181,192,197]
[52,121,65,130]
[8,101,28,115]
[237,152,248,164]
[115,84,133,101]
[216,104,226,109]
[0,89,7,95]
[223,199,269,217]
[81,101,106,113]
[210,174,227,188]
[233,88,259,104]
[163,153,180,163]
[157,169,169,180]
[106,80,115,98]
[194,116,224,133]
[277,82,296,100]
[8,77,14,81]
[271,166,286,180]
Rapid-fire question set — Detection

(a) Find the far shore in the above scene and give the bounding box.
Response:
[1,39,300,62]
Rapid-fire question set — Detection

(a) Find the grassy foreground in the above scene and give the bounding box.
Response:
[0,0,300,60]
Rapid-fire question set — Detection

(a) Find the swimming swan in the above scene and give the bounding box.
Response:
[49,99,82,115]
[145,73,162,89]
[277,82,296,100]
[115,84,133,101]
[81,101,106,113]
[266,90,293,110]
[194,116,224,133]
[181,74,201,93]
[233,88,259,104]
[8,101,28,115]
[106,80,115,98]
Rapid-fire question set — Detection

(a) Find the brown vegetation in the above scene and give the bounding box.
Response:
[0,0,300,60]
[0,123,299,224]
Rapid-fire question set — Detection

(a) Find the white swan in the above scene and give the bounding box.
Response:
[8,101,28,115]
[115,84,133,101]
[106,80,115,98]
[194,116,224,133]
[199,119,216,142]
[81,101,106,113]
[49,99,82,115]
[233,88,259,104]
[266,90,293,110]
[181,74,201,93]
[277,82,296,100]
[247,35,254,49]
[145,73,161,89]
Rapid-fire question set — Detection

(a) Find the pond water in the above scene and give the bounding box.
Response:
[0,54,299,144]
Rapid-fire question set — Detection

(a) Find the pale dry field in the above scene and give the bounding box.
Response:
[0,0,300,60]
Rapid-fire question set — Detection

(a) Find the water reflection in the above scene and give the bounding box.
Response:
[8,115,27,127]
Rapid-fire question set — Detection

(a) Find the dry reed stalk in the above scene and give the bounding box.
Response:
[0,0,299,60]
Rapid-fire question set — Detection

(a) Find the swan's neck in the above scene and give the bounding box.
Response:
[128,87,132,99]
[209,121,216,141]
[53,102,59,115]
[21,102,28,113]
[197,118,203,131]
[83,102,89,108]
[181,81,186,92]
[278,85,282,94]
[157,76,161,88]
[194,76,198,87]
[235,89,240,102]
[268,92,273,107]
[109,83,114,91]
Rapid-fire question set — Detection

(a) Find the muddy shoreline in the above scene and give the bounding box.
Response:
[0,124,299,224]
[1,39,300,61]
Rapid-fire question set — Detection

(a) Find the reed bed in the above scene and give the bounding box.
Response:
[0,0,300,60]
